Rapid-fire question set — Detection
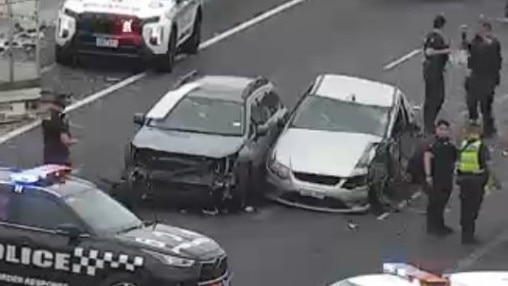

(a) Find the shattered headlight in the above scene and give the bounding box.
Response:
[143,249,195,267]
[268,153,290,179]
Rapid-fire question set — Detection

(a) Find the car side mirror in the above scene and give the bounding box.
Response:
[133,113,146,126]
[256,124,269,136]
[56,223,88,239]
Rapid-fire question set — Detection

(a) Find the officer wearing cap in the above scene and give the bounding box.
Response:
[456,123,492,244]
[40,91,78,166]
[422,14,452,134]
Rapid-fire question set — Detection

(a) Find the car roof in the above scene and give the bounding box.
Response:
[330,274,413,286]
[313,74,397,108]
[146,75,263,119]
[449,271,508,286]
[0,167,96,198]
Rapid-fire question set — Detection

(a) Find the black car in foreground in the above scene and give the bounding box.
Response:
[0,164,230,286]
[117,72,288,210]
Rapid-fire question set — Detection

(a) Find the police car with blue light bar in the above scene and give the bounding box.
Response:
[329,263,508,285]
[0,164,230,286]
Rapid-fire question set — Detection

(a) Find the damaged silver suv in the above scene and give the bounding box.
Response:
[116,72,288,211]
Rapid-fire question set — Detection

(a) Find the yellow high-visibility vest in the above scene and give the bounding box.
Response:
[458,139,483,174]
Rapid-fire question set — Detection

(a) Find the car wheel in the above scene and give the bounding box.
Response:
[99,274,141,286]
[182,11,201,54]
[155,27,176,73]
[55,45,75,66]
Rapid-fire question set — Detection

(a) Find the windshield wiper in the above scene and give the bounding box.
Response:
[117,223,145,234]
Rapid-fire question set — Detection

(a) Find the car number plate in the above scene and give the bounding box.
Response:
[96,37,118,48]
[299,189,325,199]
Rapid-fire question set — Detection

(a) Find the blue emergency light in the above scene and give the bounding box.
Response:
[9,164,72,186]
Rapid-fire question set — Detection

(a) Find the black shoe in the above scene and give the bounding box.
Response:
[462,237,480,245]
[441,225,455,235]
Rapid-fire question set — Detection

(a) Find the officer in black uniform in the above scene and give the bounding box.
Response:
[423,15,452,134]
[456,123,492,245]
[423,119,457,236]
[463,20,502,137]
[40,92,78,166]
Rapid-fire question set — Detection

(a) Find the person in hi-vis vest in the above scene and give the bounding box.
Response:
[456,123,496,245]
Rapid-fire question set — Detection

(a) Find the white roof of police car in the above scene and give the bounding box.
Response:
[314,74,397,108]
[0,167,96,198]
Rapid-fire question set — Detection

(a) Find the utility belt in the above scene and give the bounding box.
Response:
[456,169,485,177]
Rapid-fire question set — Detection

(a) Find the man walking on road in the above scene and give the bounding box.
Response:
[456,123,492,245]
[463,20,502,138]
[41,92,78,166]
[422,14,451,134]
[423,119,457,236]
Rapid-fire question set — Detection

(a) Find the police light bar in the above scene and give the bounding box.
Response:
[10,164,72,185]
[383,263,450,286]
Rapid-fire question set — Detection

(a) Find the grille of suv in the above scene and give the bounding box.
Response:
[199,256,228,282]
[293,172,341,186]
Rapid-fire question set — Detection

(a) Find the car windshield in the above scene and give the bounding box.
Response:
[148,91,244,136]
[65,189,142,234]
[290,95,390,137]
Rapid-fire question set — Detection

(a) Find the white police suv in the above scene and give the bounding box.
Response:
[55,0,203,72]
[0,164,230,286]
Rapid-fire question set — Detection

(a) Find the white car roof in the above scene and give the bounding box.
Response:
[314,74,397,108]
[331,272,508,286]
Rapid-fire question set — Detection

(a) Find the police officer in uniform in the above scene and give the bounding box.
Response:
[41,92,78,166]
[463,20,502,137]
[423,119,457,236]
[456,123,492,244]
[423,15,452,134]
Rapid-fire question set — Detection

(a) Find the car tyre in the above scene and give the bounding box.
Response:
[55,45,76,66]
[182,11,201,55]
[154,27,177,73]
[99,273,141,286]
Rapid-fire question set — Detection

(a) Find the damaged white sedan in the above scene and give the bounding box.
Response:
[266,74,421,213]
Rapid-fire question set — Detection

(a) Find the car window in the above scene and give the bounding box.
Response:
[258,91,282,120]
[290,95,390,137]
[8,188,79,230]
[65,188,142,234]
[392,105,408,136]
[148,89,245,136]
[250,97,267,126]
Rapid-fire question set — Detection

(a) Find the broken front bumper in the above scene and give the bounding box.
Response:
[265,168,370,213]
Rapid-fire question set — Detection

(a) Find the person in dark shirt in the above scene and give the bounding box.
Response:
[423,119,457,236]
[41,92,78,166]
[463,20,502,137]
[422,15,451,134]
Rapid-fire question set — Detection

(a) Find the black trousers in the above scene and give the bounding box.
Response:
[43,153,71,166]
[466,75,496,135]
[423,69,445,133]
[458,175,486,240]
[426,183,452,231]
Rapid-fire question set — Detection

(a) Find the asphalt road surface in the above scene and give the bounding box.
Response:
[2,0,508,285]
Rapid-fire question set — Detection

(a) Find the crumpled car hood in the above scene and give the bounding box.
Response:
[132,127,245,159]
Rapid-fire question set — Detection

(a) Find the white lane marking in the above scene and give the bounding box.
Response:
[383,49,421,71]
[445,224,508,273]
[377,212,390,220]
[0,0,311,146]
[376,191,424,220]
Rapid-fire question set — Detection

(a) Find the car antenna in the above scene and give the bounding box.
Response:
[173,69,199,88]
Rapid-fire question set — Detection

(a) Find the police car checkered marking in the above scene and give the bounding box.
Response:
[72,247,144,276]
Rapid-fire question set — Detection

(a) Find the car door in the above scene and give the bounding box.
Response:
[5,186,96,286]
[246,90,271,170]
[389,100,415,181]
[174,0,196,43]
